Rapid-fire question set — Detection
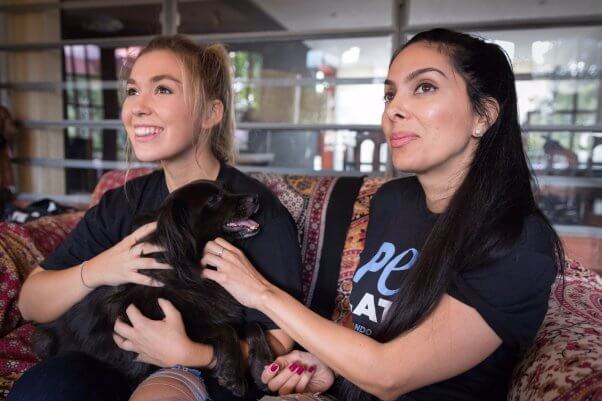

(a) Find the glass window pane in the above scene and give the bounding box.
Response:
[577,81,599,110]
[516,79,600,126]
[526,130,602,175]
[230,36,391,125]
[576,113,597,125]
[236,129,386,173]
[473,27,602,76]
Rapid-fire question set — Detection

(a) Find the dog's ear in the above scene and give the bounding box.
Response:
[156,198,200,282]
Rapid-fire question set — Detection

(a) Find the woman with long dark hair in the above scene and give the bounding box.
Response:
[200,29,564,401]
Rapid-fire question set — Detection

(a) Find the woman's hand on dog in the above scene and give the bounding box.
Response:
[261,351,335,395]
[201,237,274,309]
[113,299,211,368]
[85,222,171,288]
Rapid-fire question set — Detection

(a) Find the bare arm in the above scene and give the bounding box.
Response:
[202,239,501,400]
[19,265,95,323]
[18,223,168,323]
[179,329,294,368]
[259,289,500,399]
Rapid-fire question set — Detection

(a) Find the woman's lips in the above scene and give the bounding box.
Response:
[390,132,418,148]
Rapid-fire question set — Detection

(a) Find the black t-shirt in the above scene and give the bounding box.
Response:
[349,177,557,401]
[42,164,303,330]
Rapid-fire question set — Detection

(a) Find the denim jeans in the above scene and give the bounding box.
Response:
[7,351,265,401]
[7,351,133,401]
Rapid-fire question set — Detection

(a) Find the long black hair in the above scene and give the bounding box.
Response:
[338,28,565,400]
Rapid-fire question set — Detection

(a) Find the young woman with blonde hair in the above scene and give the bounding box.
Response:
[10,35,302,401]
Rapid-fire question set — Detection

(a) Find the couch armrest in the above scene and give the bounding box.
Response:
[0,211,85,395]
[0,212,83,334]
[508,261,602,401]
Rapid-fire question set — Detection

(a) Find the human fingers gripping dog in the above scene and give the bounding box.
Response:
[201,237,274,310]
[113,300,193,368]
[81,222,171,289]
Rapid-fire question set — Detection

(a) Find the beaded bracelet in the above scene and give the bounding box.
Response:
[80,261,95,289]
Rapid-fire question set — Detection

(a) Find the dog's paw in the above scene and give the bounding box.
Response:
[217,374,247,398]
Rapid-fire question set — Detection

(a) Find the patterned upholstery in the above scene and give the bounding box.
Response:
[509,261,602,401]
[88,167,154,208]
[248,173,341,306]
[0,212,82,398]
[0,170,600,400]
[331,177,386,327]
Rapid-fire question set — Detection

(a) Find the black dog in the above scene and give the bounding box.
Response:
[34,180,274,397]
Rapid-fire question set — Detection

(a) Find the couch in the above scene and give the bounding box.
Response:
[0,169,600,400]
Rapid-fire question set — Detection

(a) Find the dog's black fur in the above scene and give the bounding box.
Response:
[34,180,274,397]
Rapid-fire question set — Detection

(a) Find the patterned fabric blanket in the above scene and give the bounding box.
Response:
[509,261,602,401]
[247,173,363,314]
[0,212,82,398]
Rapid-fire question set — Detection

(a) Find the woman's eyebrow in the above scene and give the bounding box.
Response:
[151,74,182,84]
[126,75,182,85]
[406,67,447,82]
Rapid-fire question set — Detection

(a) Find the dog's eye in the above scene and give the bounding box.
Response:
[207,194,222,208]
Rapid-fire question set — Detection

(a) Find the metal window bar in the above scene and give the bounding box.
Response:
[0,77,388,91]
[10,157,375,177]
[3,76,602,95]
[404,14,602,33]
[0,27,395,51]
[3,73,602,92]
[15,119,602,133]
[0,0,163,13]
[17,120,384,131]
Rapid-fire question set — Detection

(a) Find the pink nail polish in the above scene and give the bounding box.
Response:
[270,363,279,372]
[308,366,316,373]
[296,366,305,375]
[289,363,298,372]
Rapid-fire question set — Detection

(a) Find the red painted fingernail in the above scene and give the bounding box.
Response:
[296,366,305,375]
[270,363,279,372]
[289,363,298,372]
[308,366,316,373]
